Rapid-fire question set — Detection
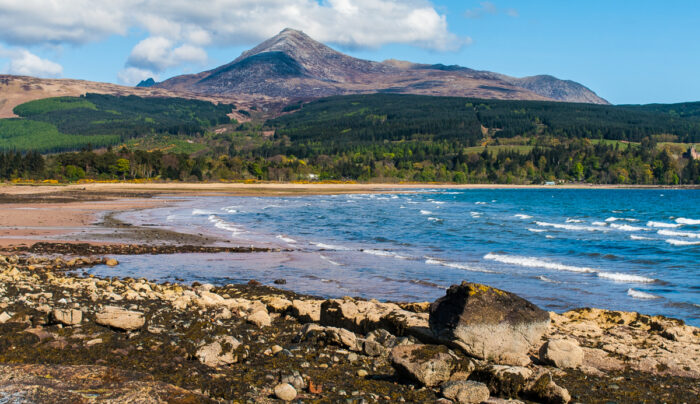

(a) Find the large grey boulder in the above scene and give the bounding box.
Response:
[390,344,455,387]
[95,306,145,331]
[441,380,490,403]
[430,282,550,365]
[539,338,583,369]
[50,308,82,326]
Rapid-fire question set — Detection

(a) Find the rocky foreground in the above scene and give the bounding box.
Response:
[0,250,698,403]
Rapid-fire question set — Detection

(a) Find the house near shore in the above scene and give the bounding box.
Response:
[684,146,699,160]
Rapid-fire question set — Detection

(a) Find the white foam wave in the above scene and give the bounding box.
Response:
[514,214,532,219]
[598,272,655,283]
[420,210,432,215]
[528,228,547,233]
[646,221,681,228]
[311,242,351,251]
[592,221,608,227]
[470,212,481,218]
[546,235,555,239]
[363,249,409,259]
[609,223,646,232]
[192,209,214,215]
[627,288,660,299]
[276,235,297,244]
[536,221,606,232]
[484,253,655,283]
[658,230,700,239]
[208,215,243,235]
[537,275,560,284]
[630,235,653,240]
[606,217,639,222]
[676,218,700,225]
[428,217,443,222]
[665,239,700,246]
[475,202,487,205]
[223,208,238,213]
[565,218,584,223]
[425,258,493,273]
[432,201,445,205]
[319,254,341,266]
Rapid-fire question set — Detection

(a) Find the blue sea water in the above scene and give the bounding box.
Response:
[94,189,700,326]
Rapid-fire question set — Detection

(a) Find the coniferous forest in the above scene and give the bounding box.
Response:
[1,93,699,184]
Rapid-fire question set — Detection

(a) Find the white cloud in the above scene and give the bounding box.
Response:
[117,67,155,85]
[126,36,207,72]
[0,47,62,77]
[465,2,518,19]
[0,0,465,50]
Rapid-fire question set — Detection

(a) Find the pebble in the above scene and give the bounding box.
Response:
[357,369,368,377]
[273,383,297,401]
[271,345,283,355]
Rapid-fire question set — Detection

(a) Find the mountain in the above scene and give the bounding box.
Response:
[157,28,608,104]
[136,77,157,87]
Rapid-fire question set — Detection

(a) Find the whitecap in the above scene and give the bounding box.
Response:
[566,218,584,223]
[665,239,700,246]
[630,235,653,241]
[546,235,555,239]
[420,210,432,215]
[658,230,700,239]
[536,221,606,232]
[432,201,445,205]
[192,209,214,215]
[475,202,487,205]
[627,288,660,299]
[646,221,681,228]
[528,228,547,233]
[609,223,646,232]
[276,235,297,244]
[207,215,243,235]
[606,217,639,222]
[311,242,351,251]
[676,218,700,225]
[537,275,560,284]
[363,249,409,259]
[425,258,493,273]
[428,217,443,222]
[484,253,655,283]
[598,272,655,283]
[514,214,532,219]
[592,221,608,227]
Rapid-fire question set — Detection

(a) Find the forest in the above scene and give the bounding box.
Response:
[1,93,699,184]
[1,94,234,152]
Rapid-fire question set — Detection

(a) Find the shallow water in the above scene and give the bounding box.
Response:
[90,189,700,326]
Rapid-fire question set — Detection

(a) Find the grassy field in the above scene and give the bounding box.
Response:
[0,119,119,151]
[123,135,208,154]
[463,145,534,155]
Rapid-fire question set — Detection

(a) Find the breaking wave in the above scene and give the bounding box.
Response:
[646,221,681,228]
[627,288,660,299]
[676,218,700,225]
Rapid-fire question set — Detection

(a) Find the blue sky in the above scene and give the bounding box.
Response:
[0,0,698,105]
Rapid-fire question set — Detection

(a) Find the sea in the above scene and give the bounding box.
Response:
[88,189,700,326]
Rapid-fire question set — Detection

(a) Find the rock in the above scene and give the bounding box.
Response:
[524,372,570,404]
[441,380,490,403]
[274,383,297,401]
[291,299,321,322]
[280,374,306,390]
[105,259,119,266]
[95,306,145,331]
[390,344,455,387]
[247,310,271,328]
[296,323,362,351]
[468,365,532,398]
[50,308,82,326]
[196,336,241,367]
[362,339,385,356]
[540,338,583,369]
[267,297,292,313]
[274,278,287,285]
[429,282,549,366]
[271,345,283,355]
[0,312,11,324]
[357,369,368,377]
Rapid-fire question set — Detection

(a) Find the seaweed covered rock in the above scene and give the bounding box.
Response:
[196,336,241,367]
[441,380,490,403]
[468,365,532,398]
[429,282,549,365]
[390,344,455,387]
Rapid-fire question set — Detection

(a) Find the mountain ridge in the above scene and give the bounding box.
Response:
[156,28,608,104]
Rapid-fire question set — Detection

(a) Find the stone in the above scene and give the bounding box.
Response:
[95,306,145,331]
[271,345,283,355]
[0,312,11,324]
[105,259,119,267]
[362,339,385,357]
[247,310,272,328]
[280,374,306,390]
[296,324,362,351]
[524,372,570,404]
[267,297,292,313]
[468,365,532,398]
[274,383,297,401]
[357,369,368,377]
[540,338,583,369]
[441,380,490,403]
[196,336,241,367]
[50,308,82,326]
[390,344,455,387]
[291,299,321,322]
[429,282,549,366]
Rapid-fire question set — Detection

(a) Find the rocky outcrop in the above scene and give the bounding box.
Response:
[95,306,145,331]
[390,344,455,387]
[430,282,550,365]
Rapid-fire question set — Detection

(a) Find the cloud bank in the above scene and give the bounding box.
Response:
[0,47,63,77]
[0,0,467,84]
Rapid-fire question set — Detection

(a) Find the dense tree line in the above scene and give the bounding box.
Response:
[3,138,698,185]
